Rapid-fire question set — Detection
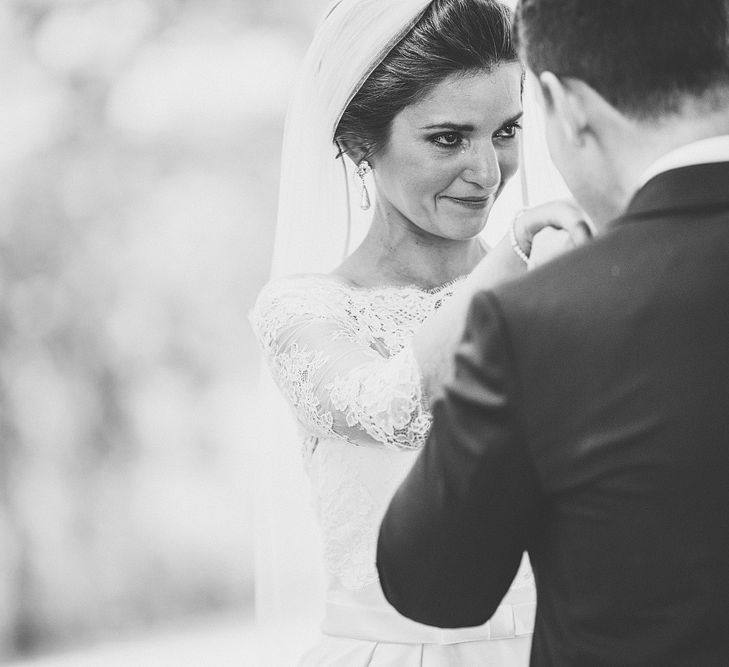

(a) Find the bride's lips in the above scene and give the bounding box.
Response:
[441,195,492,209]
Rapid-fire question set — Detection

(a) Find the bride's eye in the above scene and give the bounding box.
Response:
[431,132,463,148]
[495,122,522,140]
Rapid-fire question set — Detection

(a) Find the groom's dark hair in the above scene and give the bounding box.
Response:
[515,0,729,119]
[336,0,518,161]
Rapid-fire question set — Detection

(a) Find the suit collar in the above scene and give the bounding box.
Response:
[637,134,729,189]
[616,161,729,223]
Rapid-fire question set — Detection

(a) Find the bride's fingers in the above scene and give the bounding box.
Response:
[516,200,593,250]
[528,228,574,268]
[535,201,591,237]
[562,218,593,247]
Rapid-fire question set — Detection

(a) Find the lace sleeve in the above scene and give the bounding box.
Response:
[249,278,431,450]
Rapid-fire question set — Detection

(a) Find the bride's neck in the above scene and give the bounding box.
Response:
[333,210,486,290]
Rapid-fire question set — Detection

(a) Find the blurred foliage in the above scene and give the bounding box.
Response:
[0,0,322,659]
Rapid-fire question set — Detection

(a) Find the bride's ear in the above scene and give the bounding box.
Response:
[336,138,371,166]
[539,71,589,147]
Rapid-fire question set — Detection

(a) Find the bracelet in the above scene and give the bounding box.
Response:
[509,211,530,265]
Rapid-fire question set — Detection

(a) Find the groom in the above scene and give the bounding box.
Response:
[377,1,729,664]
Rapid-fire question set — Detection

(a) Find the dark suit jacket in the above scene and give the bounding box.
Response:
[377,163,729,666]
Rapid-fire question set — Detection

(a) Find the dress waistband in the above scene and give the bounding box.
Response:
[322,591,536,645]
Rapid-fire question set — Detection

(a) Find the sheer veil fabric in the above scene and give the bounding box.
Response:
[254,0,567,664]
[272,0,434,278]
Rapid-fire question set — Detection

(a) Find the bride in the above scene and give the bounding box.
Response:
[251,0,589,664]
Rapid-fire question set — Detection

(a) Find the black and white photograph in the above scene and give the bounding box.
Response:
[1,1,728,665]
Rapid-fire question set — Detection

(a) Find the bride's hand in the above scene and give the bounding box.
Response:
[512,200,593,265]
[528,227,577,269]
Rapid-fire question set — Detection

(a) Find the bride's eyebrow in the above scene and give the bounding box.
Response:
[419,111,524,131]
[420,122,474,131]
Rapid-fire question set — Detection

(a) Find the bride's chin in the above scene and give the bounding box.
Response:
[442,216,490,240]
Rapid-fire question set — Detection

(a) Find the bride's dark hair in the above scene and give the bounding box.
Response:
[335,0,518,161]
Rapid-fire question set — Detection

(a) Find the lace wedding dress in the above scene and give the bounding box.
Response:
[251,274,536,666]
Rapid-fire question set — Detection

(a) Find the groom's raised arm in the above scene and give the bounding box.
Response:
[377,289,541,628]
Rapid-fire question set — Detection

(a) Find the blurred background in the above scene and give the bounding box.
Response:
[0,0,331,663]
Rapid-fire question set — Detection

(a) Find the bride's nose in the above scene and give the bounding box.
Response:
[462,142,501,192]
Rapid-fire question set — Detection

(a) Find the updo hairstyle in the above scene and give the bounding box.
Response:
[335,0,518,162]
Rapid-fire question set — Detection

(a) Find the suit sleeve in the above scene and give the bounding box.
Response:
[376,289,541,628]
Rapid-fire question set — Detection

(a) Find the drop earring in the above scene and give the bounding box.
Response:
[355,160,372,210]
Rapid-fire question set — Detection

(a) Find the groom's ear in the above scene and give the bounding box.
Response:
[538,71,590,147]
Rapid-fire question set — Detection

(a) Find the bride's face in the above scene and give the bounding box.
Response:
[371,63,523,241]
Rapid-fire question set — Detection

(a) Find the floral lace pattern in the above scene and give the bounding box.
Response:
[250,274,459,588]
[272,343,334,438]
[250,274,458,451]
[328,347,431,450]
[309,434,420,589]
[314,444,380,590]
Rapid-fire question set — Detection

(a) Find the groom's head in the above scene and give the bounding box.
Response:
[515,0,729,225]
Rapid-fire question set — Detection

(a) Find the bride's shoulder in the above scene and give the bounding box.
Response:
[257,273,352,299]
[251,273,353,321]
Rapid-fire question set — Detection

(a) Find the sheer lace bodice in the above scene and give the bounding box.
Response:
[250,274,463,584]
[250,273,535,640]
[250,274,458,453]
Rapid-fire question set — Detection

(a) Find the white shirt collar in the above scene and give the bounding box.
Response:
[638,134,729,189]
